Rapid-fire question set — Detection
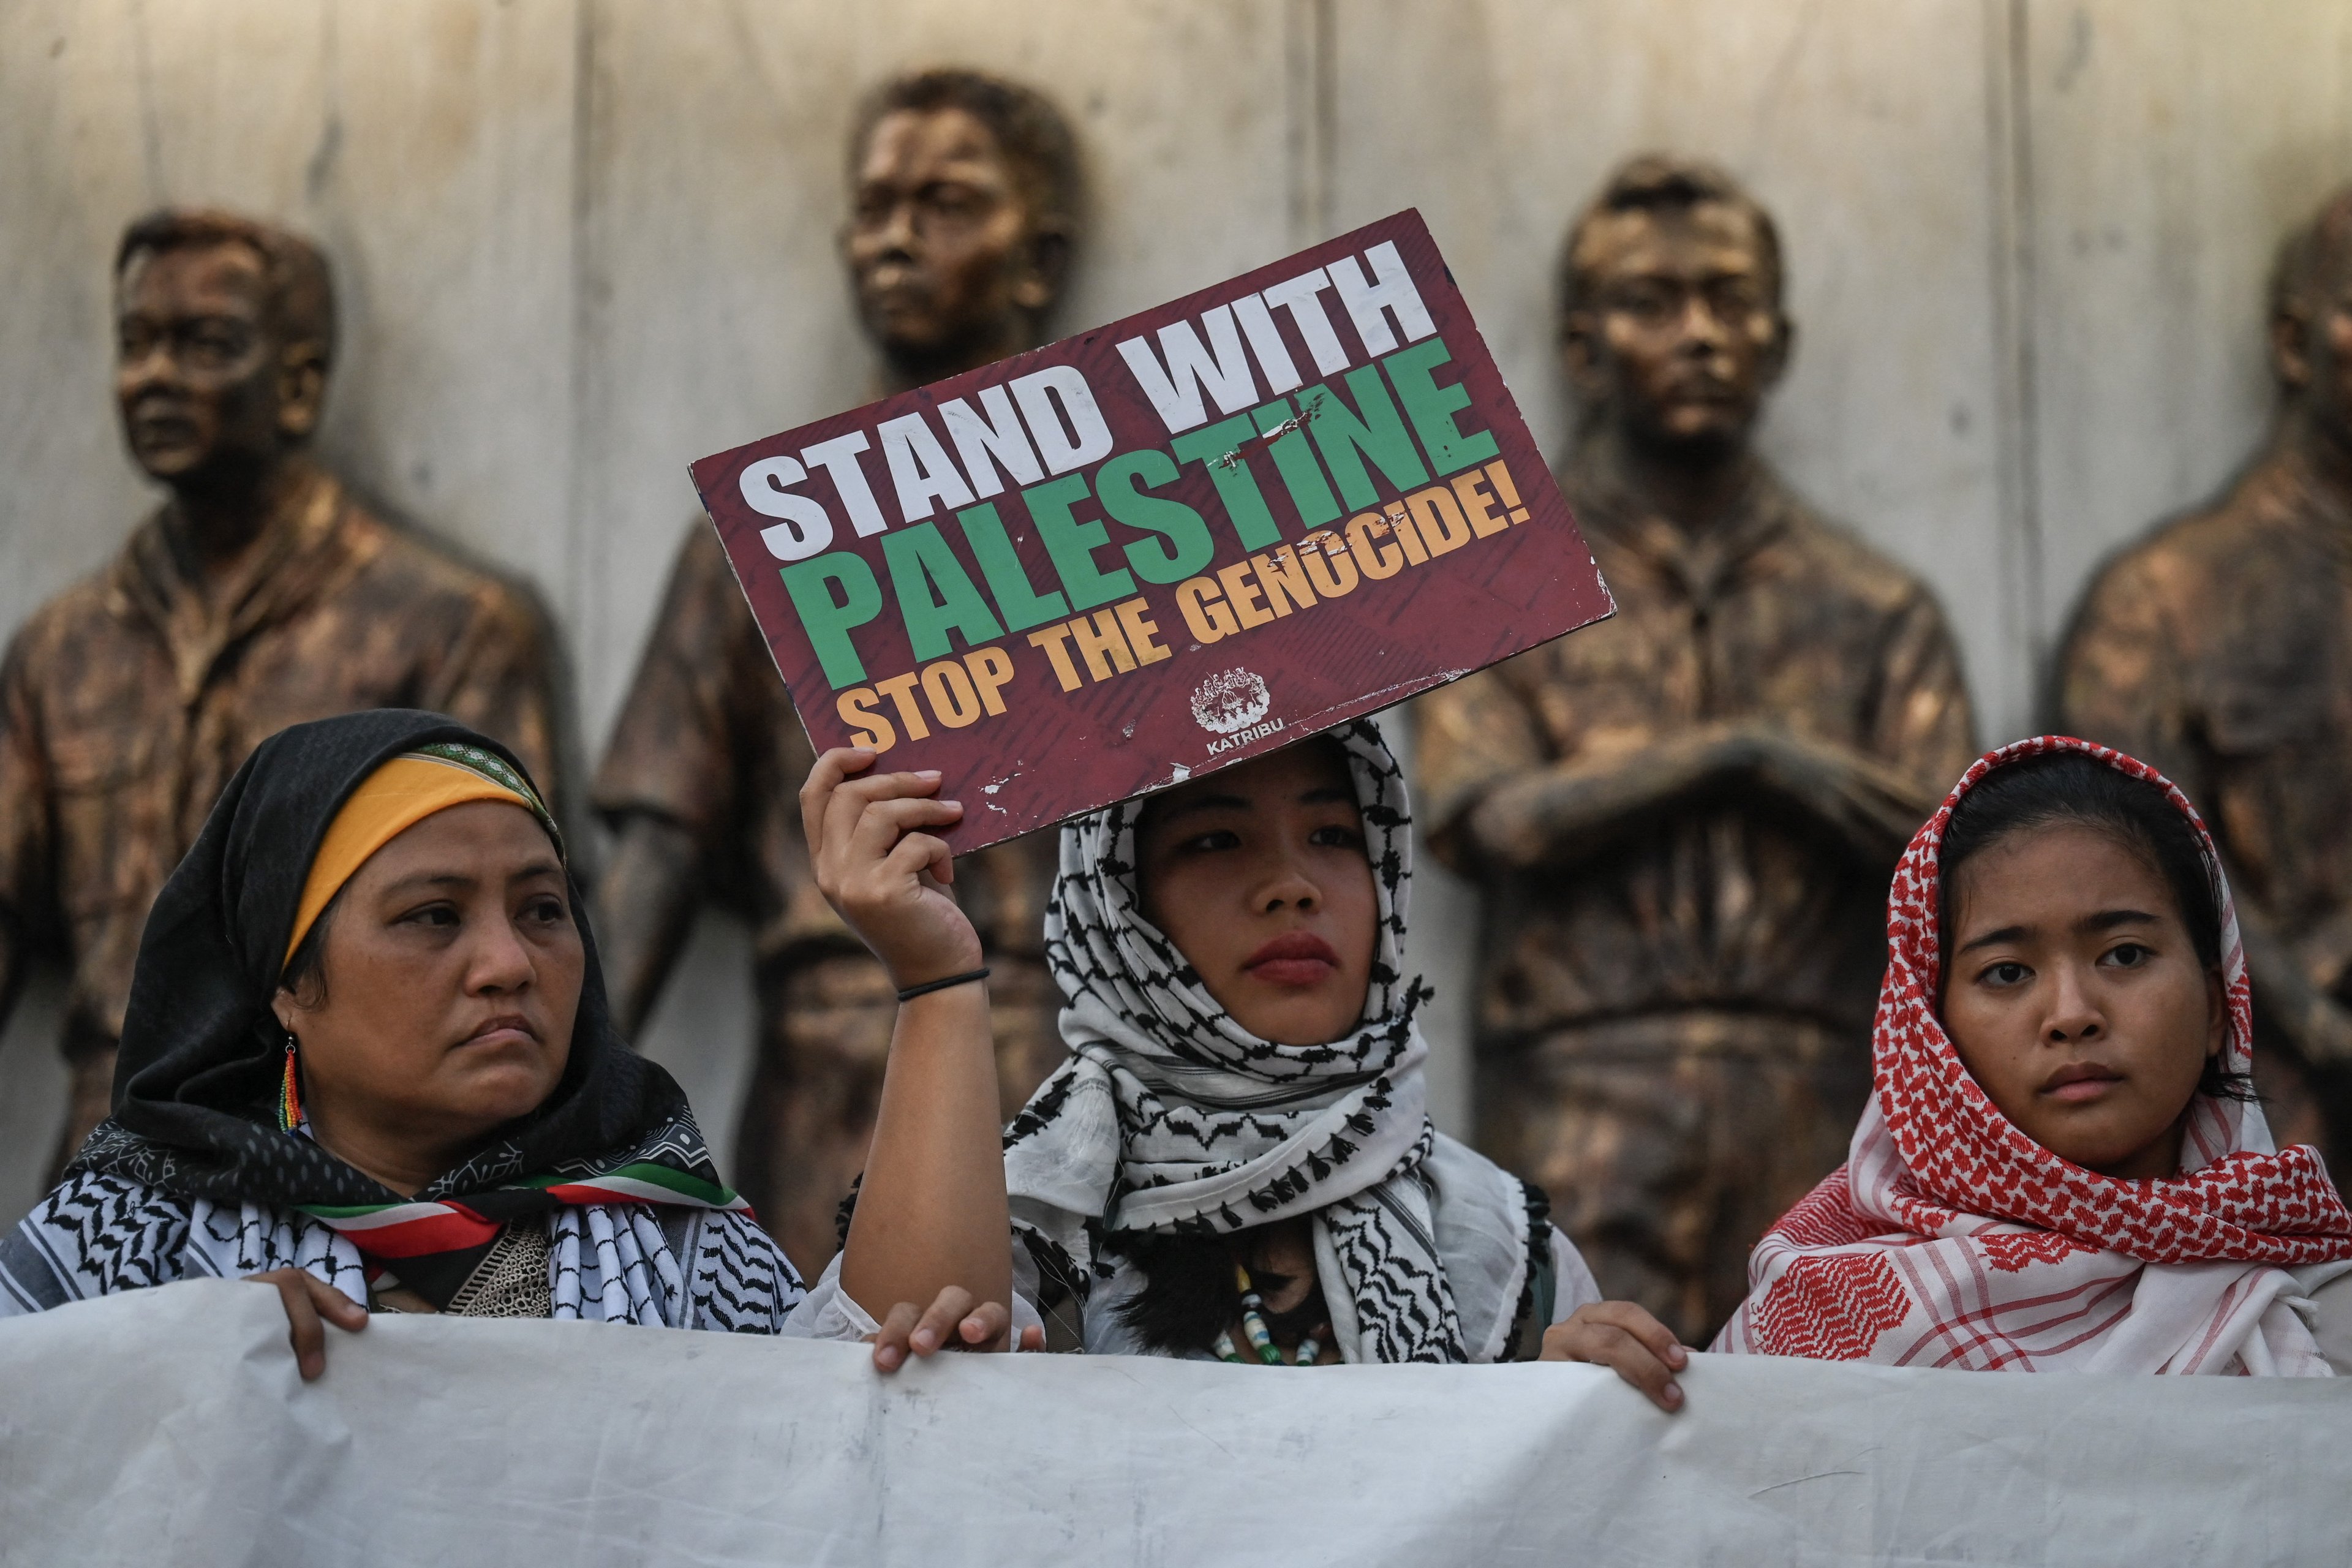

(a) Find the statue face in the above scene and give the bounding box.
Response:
[115,241,319,487]
[844,106,1057,373]
[1563,202,1787,451]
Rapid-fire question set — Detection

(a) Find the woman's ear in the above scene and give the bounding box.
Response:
[270,987,303,1035]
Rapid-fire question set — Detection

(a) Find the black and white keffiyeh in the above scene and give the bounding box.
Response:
[1,1170,796,1332]
[1004,720,1509,1363]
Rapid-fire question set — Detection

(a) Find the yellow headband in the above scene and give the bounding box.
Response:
[284,748,551,967]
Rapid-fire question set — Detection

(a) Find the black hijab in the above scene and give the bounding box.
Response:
[70,710,725,1224]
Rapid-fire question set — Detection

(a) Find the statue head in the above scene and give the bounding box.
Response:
[114,209,333,493]
[842,68,1079,386]
[1556,155,1790,456]
[2269,184,2352,447]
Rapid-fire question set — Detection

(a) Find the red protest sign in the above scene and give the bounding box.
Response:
[690,209,1613,848]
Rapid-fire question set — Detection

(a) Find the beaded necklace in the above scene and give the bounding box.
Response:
[1213,1262,1332,1366]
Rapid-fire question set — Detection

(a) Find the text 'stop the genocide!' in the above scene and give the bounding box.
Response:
[691,209,1616,847]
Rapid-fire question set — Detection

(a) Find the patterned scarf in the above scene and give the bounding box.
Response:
[5,1168,796,1333]
[1003,720,1471,1363]
[1714,736,2352,1373]
[66,710,765,1315]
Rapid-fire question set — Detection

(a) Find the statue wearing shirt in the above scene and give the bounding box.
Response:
[0,209,557,1179]
[2059,183,2352,1167]
[1414,157,1977,1343]
[591,70,1080,1275]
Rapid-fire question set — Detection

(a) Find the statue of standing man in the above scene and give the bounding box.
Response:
[0,210,559,1175]
[1415,157,1977,1342]
[593,70,1079,1275]
[2060,183,2352,1164]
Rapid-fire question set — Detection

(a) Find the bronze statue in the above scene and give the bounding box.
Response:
[0,209,558,1174]
[593,70,1079,1275]
[2060,183,2352,1167]
[1414,157,1978,1343]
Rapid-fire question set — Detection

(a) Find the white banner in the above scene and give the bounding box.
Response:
[0,1280,2343,1566]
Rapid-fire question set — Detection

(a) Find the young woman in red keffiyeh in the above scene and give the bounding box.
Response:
[1698,736,2352,1376]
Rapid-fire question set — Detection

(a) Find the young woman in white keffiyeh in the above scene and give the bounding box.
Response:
[1688,738,2352,1380]
[785,720,1686,1404]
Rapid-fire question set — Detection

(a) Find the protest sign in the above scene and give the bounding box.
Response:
[690,209,1613,846]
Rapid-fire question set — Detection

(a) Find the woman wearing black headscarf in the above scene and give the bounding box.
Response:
[0,710,801,1374]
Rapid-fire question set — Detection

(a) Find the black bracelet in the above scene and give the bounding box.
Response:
[895,967,990,1003]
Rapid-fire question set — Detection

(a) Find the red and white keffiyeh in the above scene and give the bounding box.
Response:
[1714,736,2352,1374]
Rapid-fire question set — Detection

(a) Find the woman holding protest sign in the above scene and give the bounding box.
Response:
[786,721,1692,1405]
[0,710,846,1376]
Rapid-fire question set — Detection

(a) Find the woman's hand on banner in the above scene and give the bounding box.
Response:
[1541,1300,1689,1412]
[865,1284,1045,1371]
[249,1265,368,1381]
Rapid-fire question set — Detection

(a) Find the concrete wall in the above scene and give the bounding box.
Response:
[6,0,2351,1217]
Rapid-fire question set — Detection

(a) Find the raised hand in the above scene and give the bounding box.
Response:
[800,748,984,990]
[806,748,1018,1337]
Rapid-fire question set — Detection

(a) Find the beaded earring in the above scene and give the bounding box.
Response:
[277,1030,304,1132]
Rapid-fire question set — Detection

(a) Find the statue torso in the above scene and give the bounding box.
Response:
[2062,442,2352,997]
[2,475,554,1052]
[1425,464,1974,1042]
[1411,459,1975,1340]
[592,523,1065,1275]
